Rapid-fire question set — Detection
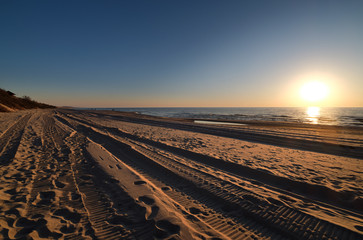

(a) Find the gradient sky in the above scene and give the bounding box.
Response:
[1,0,362,107]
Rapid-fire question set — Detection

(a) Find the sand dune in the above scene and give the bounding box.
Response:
[0,109,362,239]
[0,88,55,112]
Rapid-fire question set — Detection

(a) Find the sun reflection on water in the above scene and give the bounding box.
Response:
[306,106,320,124]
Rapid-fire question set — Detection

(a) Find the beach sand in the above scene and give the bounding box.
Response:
[0,109,362,239]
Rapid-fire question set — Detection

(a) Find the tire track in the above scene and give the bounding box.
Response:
[56,115,158,240]
[0,114,31,166]
[57,112,363,213]
[57,111,273,239]
[57,113,363,239]
[61,109,363,160]
[126,141,362,240]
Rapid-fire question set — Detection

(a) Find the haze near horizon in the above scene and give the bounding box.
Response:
[1,0,362,107]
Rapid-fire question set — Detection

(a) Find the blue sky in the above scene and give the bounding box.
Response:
[1,0,362,107]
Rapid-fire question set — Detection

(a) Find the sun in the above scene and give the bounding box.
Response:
[300,81,329,102]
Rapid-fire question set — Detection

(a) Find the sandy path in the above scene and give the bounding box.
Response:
[0,111,25,135]
[0,109,362,239]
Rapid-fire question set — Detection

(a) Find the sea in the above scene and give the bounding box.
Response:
[87,107,363,127]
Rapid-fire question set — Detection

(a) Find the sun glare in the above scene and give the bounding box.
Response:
[306,106,320,124]
[300,81,329,102]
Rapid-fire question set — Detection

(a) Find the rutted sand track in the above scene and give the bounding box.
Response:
[56,110,363,239]
[1,109,362,239]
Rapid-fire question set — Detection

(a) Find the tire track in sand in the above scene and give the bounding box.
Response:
[0,114,31,166]
[57,111,363,240]
[55,114,157,239]
[56,113,293,239]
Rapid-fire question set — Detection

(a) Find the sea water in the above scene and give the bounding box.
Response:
[89,107,363,127]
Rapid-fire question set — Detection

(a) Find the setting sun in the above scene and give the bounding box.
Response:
[300,81,329,102]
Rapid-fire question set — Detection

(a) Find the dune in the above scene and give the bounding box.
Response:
[0,88,55,112]
[0,108,362,239]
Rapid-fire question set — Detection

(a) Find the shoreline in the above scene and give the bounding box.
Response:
[76,106,363,128]
[77,108,363,130]
[82,109,363,159]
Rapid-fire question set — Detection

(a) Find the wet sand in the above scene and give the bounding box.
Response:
[0,108,362,239]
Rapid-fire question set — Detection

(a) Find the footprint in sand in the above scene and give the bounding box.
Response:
[138,196,155,205]
[53,180,66,188]
[69,192,81,201]
[161,186,171,191]
[134,180,146,185]
[5,207,20,217]
[108,178,119,184]
[14,217,37,228]
[138,196,159,220]
[52,208,81,224]
[154,220,180,239]
[35,191,56,206]
[13,217,61,239]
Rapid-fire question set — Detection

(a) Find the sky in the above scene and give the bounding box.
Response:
[1,0,362,107]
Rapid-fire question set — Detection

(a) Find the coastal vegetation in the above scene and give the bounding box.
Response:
[0,88,55,112]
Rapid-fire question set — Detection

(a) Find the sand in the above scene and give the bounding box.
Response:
[0,109,362,239]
